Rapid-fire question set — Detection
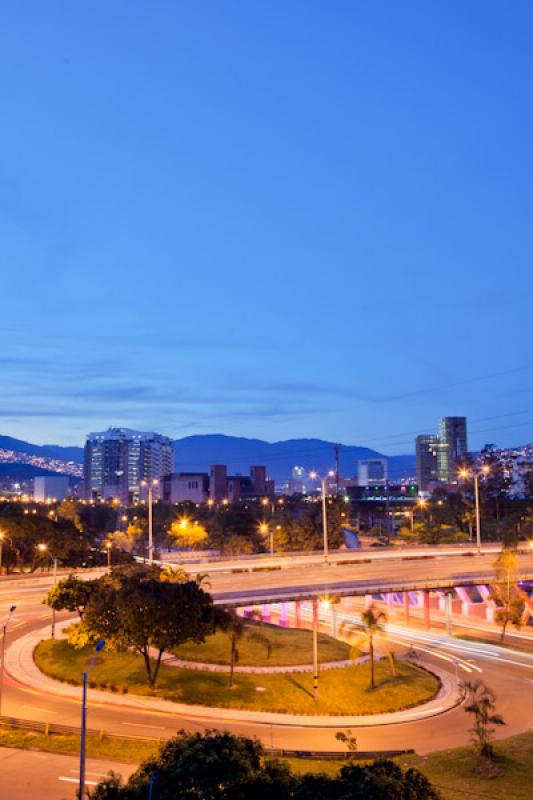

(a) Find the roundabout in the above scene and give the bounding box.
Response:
[33,623,442,716]
[1,569,532,756]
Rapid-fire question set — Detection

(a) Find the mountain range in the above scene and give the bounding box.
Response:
[0,434,415,484]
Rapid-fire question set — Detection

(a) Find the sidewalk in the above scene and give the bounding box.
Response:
[5,622,460,727]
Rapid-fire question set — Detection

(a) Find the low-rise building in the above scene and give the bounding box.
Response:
[161,472,209,504]
[33,475,70,502]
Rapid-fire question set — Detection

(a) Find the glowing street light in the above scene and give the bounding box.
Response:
[105,541,112,571]
[259,522,273,556]
[459,465,490,553]
[37,544,58,636]
[140,479,158,564]
[309,470,335,564]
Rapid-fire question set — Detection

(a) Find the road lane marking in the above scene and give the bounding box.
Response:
[59,777,98,785]
[396,706,444,719]
[68,770,110,776]
[121,721,164,730]
[21,705,57,714]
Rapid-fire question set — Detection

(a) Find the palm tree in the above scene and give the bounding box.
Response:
[361,605,387,689]
[460,680,505,760]
[223,611,272,689]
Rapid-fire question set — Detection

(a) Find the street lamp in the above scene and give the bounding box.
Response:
[309,471,335,564]
[140,479,158,564]
[310,597,335,702]
[79,639,105,800]
[459,466,490,554]
[0,604,17,715]
[37,544,58,637]
[105,541,112,571]
[259,522,273,556]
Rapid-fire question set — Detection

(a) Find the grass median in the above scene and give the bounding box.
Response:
[0,726,158,762]
[34,639,440,715]
[172,620,351,666]
[2,723,531,799]
[286,731,533,799]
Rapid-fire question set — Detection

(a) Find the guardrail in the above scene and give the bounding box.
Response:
[0,715,414,760]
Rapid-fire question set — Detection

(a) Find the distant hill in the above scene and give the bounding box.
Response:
[0,433,416,485]
[0,464,79,483]
[173,434,415,484]
[0,436,83,463]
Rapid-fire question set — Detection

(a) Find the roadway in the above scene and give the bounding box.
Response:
[0,552,532,795]
[200,550,533,605]
[0,747,135,800]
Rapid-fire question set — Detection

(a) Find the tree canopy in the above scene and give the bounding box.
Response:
[89,730,440,799]
[84,568,218,687]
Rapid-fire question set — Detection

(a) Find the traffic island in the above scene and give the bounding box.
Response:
[34,638,440,716]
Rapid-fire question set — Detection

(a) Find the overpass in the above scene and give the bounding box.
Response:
[202,551,533,606]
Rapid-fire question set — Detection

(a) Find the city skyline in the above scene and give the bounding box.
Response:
[1,5,532,798]
[1,3,532,451]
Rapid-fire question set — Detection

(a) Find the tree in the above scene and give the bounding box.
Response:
[280,500,344,552]
[169,518,208,549]
[339,759,441,800]
[90,730,294,800]
[207,505,262,554]
[479,445,513,525]
[361,605,387,689]
[492,549,525,642]
[89,731,439,800]
[82,571,219,688]
[57,497,83,531]
[460,680,505,761]
[44,574,97,619]
[218,610,272,689]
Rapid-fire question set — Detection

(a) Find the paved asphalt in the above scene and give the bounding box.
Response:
[203,549,533,604]
[0,746,135,800]
[0,550,532,795]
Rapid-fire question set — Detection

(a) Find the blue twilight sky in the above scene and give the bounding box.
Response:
[0,1,532,454]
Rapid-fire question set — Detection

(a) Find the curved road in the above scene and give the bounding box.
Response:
[1,556,532,757]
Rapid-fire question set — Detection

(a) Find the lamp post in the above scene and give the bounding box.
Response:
[79,639,105,799]
[259,523,273,556]
[105,541,112,571]
[459,466,490,554]
[310,471,335,564]
[0,604,17,716]
[37,544,58,637]
[141,479,158,564]
[0,530,5,575]
[312,598,319,702]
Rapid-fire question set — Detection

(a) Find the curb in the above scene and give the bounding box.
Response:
[5,622,461,728]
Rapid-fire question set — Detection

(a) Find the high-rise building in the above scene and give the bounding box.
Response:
[440,416,468,482]
[416,435,449,490]
[358,458,388,487]
[84,428,173,503]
